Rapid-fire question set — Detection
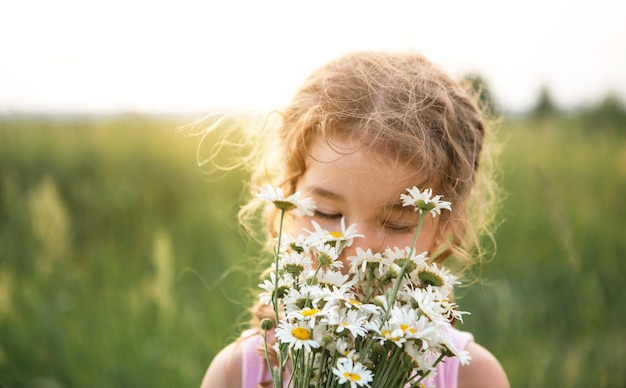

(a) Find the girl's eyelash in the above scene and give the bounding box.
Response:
[385,224,414,233]
[314,210,342,220]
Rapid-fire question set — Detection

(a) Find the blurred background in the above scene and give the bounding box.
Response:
[1,1,625,387]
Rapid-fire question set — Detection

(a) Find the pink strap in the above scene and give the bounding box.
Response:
[241,331,270,388]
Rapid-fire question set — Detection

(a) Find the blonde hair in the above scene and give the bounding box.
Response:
[242,50,501,275]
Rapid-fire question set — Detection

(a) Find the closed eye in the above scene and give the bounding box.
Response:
[384,223,415,233]
[314,210,343,220]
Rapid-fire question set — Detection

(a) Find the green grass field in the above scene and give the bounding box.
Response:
[0,113,624,387]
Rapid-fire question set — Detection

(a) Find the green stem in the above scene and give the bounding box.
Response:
[272,209,285,387]
[382,213,425,324]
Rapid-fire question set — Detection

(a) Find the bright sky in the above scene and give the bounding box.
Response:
[1,0,625,115]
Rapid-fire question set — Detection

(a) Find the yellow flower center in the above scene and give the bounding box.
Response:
[400,324,416,333]
[348,299,362,306]
[343,372,361,382]
[302,308,320,317]
[328,231,343,238]
[291,327,312,340]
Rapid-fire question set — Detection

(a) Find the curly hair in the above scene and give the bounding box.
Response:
[242,50,501,273]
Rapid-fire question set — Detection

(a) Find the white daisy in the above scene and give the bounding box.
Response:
[287,303,336,328]
[255,184,316,216]
[383,247,429,275]
[312,243,343,270]
[278,251,314,280]
[348,248,389,279]
[305,219,363,254]
[378,325,407,347]
[429,328,472,366]
[258,272,294,305]
[324,309,369,339]
[405,285,450,326]
[275,321,321,352]
[400,186,452,217]
[388,305,434,341]
[335,339,360,362]
[315,269,350,288]
[282,284,326,313]
[332,357,374,388]
[278,232,314,256]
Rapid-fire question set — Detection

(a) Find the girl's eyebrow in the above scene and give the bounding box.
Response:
[305,186,344,202]
[377,201,410,212]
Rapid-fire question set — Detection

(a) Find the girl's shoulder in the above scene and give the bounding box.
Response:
[458,340,510,388]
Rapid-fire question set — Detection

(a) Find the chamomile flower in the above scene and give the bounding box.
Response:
[275,321,321,352]
[324,309,369,339]
[278,232,313,255]
[384,247,429,275]
[282,284,326,312]
[388,305,433,341]
[335,340,360,362]
[278,251,313,279]
[411,261,459,295]
[315,269,350,288]
[376,322,407,347]
[306,219,363,253]
[348,248,388,278]
[400,187,452,217]
[287,303,336,328]
[405,285,451,325]
[312,243,343,270]
[255,184,316,216]
[430,328,472,365]
[332,357,374,388]
[258,272,294,305]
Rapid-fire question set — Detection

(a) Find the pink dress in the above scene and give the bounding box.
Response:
[240,327,473,388]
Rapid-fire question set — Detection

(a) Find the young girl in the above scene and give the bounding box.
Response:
[200,51,509,388]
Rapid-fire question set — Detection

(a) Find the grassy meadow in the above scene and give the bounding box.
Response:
[0,112,624,387]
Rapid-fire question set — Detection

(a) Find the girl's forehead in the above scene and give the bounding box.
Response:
[299,137,430,203]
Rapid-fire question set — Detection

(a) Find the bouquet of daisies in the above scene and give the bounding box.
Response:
[255,185,470,388]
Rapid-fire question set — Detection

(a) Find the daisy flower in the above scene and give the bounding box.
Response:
[405,285,451,326]
[306,219,363,253]
[411,261,460,295]
[255,184,316,217]
[287,303,336,328]
[277,232,313,255]
[388,305,433,341]
[383,247,429,275]
[314,269,350,288]
[312,243,343,270]
[278,251,313,280]
[324,309,369,339]
[332,357,374,388]
[400,186,451,217]
[348,247,388,277]
[258,272,294,305]
[281,284,326,312]
[377,324,406,347]
[275,321,321,352]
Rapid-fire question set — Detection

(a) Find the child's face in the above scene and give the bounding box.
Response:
[294,137,440,272]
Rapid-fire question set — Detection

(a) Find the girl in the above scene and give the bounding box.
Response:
[200,51,509,388]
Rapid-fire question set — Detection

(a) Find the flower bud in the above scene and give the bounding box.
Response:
[260,318,274,331]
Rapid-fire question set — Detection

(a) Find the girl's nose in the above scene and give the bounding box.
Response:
[341,226,384,259]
